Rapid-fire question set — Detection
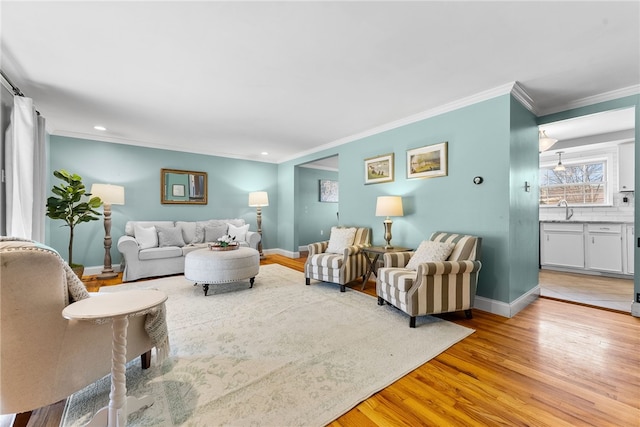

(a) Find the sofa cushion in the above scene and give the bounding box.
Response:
[138,246,183,260]
[135,225,158,249]
[405,240,455,270]
[126,221,174,237]
[176,221,197,244]
[227,223,249,242]
[326,227,357,254]
[205,224,228,242]
[157,226,186,248]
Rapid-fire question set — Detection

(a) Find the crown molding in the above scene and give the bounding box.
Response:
[538,85,640,116]
[280,82,518,164]
[510,82,538,115]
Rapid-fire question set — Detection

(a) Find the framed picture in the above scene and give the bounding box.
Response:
[319,179,339,202]
[172,184,185,197]
[407,142,448,179]
[364,153,394,185]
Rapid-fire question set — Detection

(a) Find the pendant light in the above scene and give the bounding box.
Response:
[554,151,566,172]
[539,130,558,152]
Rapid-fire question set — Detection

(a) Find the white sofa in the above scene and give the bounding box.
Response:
[117,218,261,281]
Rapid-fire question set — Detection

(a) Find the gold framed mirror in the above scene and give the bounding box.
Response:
[161,168,208,204]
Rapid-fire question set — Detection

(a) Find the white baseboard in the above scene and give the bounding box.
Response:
[632,302,640,317]
[474,286,540,318]
[264,248,300,258]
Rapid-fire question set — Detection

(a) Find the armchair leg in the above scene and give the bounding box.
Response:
[409,316,416,328]
[305,278,310,286]
[340,284,345,293]
[13,411,32,427]
[141,350,151,369]
[465,309,473,319]
[377,297,384,306]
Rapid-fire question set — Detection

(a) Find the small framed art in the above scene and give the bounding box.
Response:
[319,179,339,202]
[407,142,448,179]
[364,153,394,185]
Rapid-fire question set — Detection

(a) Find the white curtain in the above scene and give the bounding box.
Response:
[4,96,46,241]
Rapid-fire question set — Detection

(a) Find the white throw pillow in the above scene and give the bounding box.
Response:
[156,226,186,247]
[405,240,456,270]
[135,225,158,249]
[227,223,250,242]
[204,224,228,242]
[326,227,357,254]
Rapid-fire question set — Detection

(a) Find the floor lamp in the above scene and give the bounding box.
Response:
[248,191,269,259]
[375,196,404,249]
[90,183,125,279]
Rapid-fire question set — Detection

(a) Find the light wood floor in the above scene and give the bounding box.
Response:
[5,254,639,426]
[539,269,634,312]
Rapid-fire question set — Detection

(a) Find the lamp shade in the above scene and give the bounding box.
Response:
[539,130,558,152]
[375,196,403,217]
[90,183,125,205]
[248,191,269,207]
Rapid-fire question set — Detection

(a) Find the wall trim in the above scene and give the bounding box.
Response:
[280,82,518,164]
[474,285,540,318]
[632,302,640,317]
[539,84,640,116]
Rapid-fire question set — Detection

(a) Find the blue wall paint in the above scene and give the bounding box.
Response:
[47,136,278,267]
[278,94,536,304]
[538,94,640,308]
[297,167,339,246]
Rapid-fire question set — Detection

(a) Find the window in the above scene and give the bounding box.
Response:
[540,159,608,206]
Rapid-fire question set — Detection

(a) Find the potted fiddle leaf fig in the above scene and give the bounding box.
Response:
[46,169,102,277]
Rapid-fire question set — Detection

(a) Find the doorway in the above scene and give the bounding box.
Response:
[538,107,636,312]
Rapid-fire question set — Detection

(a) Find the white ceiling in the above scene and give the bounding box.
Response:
[2,1,638,164]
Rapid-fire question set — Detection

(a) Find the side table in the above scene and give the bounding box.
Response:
[62,289,168,427]
[361,246,412,290]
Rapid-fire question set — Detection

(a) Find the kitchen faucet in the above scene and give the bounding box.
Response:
[557,199,574,220]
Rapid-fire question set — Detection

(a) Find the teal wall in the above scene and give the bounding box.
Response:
[537,94,640,308]
[278,94,539,304]
[297,167,339,246]
[46,91,637,308]
[47,136,278,267]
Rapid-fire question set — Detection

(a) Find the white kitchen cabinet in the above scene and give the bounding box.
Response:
[618,142,635,192]
[626,225,635,275]
[585,224,622,273]
[540,222,585,269]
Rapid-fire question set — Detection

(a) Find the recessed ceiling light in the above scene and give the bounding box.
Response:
[94,125,107,131]
[261,152,269,156]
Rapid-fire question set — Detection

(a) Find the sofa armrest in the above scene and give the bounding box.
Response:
[245,231,261,250]
[343,244,365,256]
[307,241,329,256]
[415,260,482,276]
[117,235,140,262]
[382,251,413,268]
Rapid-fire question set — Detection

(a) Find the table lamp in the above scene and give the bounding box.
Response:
[375,196,403,249]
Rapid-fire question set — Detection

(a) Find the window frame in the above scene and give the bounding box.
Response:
[539,153,613,207]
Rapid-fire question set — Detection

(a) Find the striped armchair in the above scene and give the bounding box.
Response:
[305,227,371,292]
[376,232,482,327]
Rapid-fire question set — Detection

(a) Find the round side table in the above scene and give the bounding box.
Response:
[62,289,167,427]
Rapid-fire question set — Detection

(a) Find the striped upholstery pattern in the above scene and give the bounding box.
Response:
[305,227,371,292]
[376,231,482,326]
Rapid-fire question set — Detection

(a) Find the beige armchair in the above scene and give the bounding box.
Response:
[0,240,155,422]
[376,232,482,327]
[305,226,371,292]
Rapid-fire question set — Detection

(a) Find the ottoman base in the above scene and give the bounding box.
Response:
[185,247,260,296]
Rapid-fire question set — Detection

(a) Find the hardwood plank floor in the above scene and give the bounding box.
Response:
[6,254,639,426]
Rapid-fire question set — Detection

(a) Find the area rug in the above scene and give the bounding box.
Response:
[62,264,474,427]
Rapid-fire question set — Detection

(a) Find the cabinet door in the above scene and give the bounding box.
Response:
[541,231,585,268]
[627,226,634,275]
[618,142,634,192]
[586,233,622,273]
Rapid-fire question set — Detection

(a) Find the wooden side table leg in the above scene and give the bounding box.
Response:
[110,315,129,426]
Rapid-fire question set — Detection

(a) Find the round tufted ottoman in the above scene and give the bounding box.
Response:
[184,247,260,296]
